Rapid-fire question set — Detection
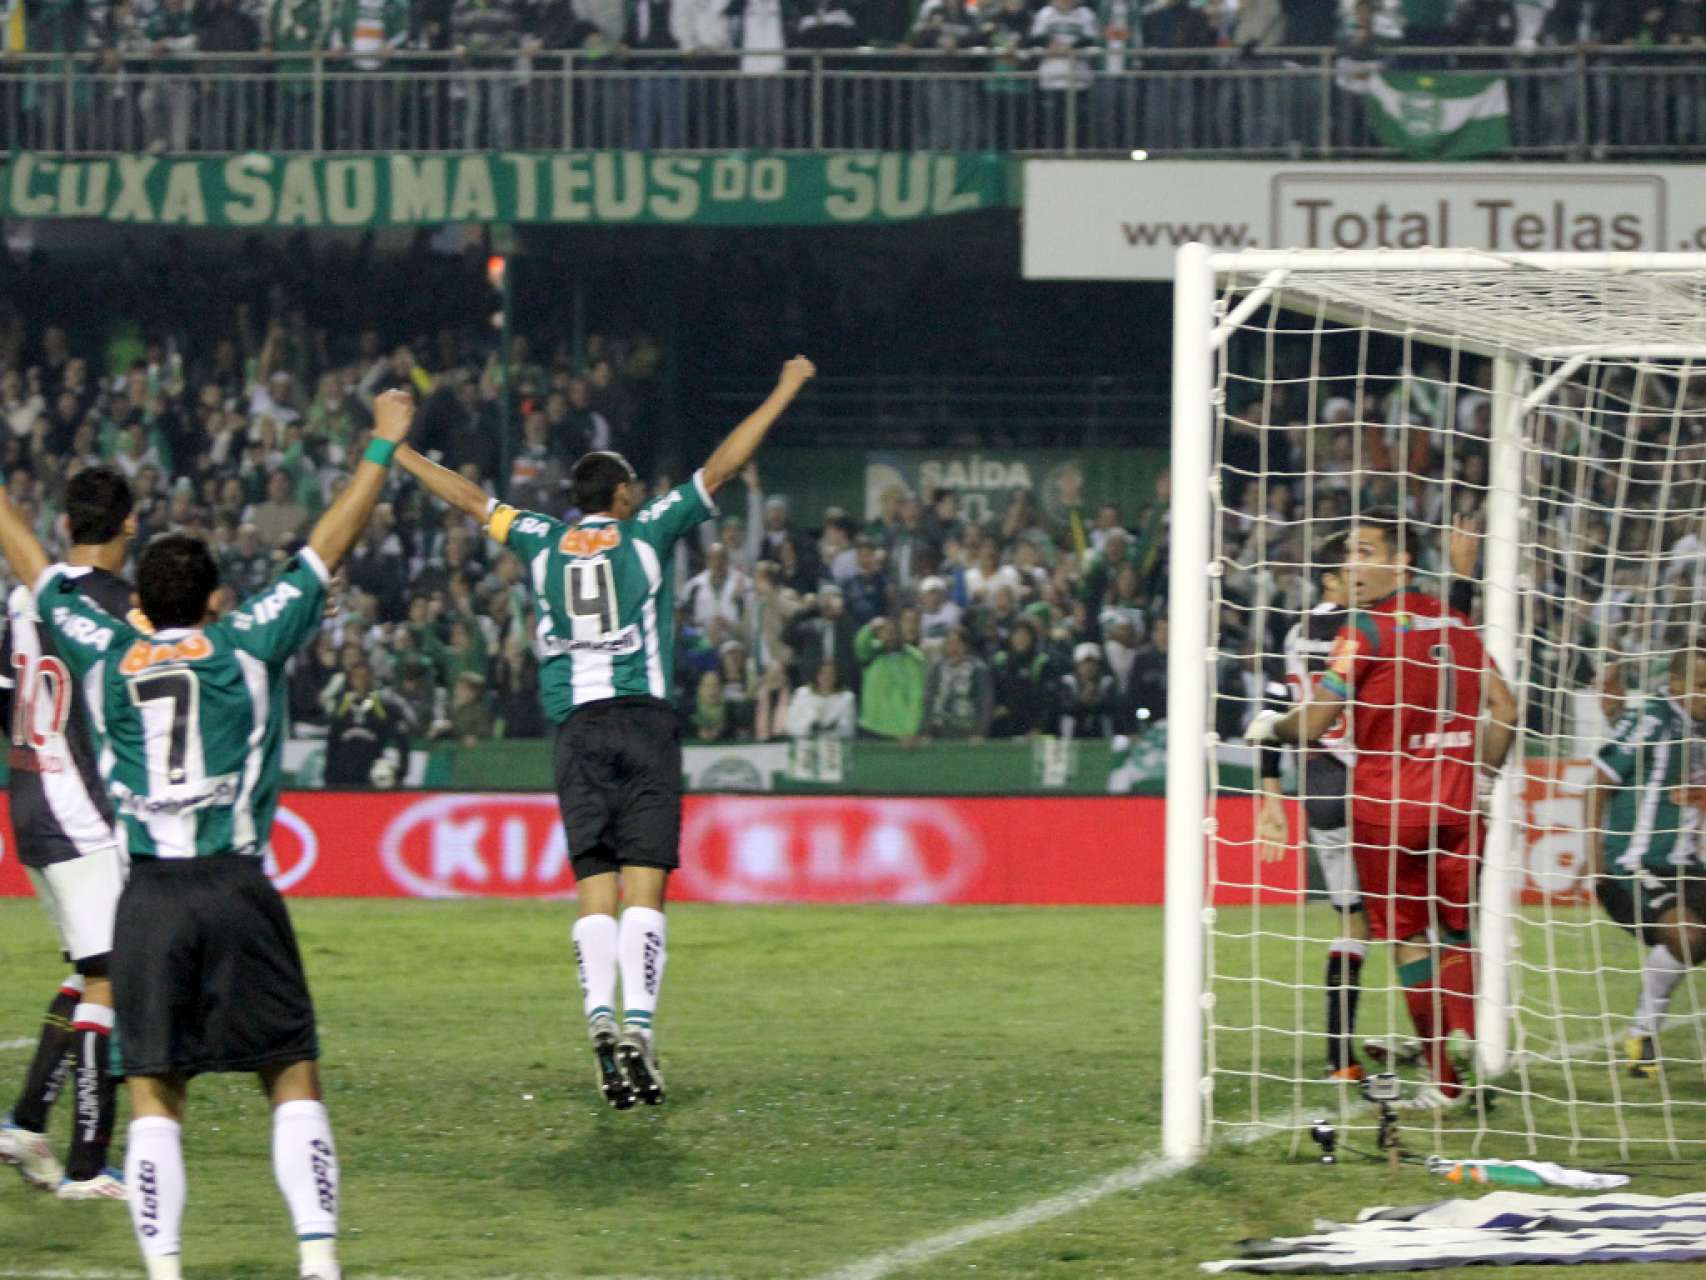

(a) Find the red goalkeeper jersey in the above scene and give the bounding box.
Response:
[1317,588,1486,833]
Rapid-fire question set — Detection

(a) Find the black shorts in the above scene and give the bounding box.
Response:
[1598,865,1706,948]
[112,855,318,1078]
[553,698,684,882]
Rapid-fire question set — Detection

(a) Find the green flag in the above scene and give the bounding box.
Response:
[1346,69,1512,160]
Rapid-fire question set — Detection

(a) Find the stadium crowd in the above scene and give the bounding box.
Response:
[3,0,1703,153]
[0,247,1185,781]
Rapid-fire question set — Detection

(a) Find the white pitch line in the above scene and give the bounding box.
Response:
[0,1038,37,1052]
[810,1153,1192,1280]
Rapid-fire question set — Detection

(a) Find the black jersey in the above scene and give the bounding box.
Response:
[3,567,130,867]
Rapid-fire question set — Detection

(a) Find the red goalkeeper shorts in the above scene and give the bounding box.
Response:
[1350,817,1482,943]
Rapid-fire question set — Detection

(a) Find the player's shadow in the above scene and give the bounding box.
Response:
[511,1087,704,1195]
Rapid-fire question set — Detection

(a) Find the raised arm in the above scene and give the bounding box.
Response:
[396,444,494,523]
[700,356,816,496]
[307,389,414,573]
[0,485,49,589]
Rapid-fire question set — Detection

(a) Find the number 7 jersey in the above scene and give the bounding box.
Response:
[35,549,331,860]
[488,471,718,722]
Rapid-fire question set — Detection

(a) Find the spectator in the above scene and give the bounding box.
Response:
[289,631,343,733]
[842,535,891,627]
[492,640,545,738]
[854,613,926,743]
[917,574,962,644]
[446,671,496,745]
[690,670,733,741]
[924,625,993,740]
[1027,0,1098,146]
[785,582,860,694]
[337,0,411,149]
[1058,641,1116,739]
[142,0,199,154]
[1129,616,1169,723]
[249,467,311,548]
[732,0,789,146]
[199,0,263,149]
[624,0,689,149]
[683,541,749,633]
[991,617,1054,738]
[716,638,758,739]
[784,659,857,738]
[324,661,410,786]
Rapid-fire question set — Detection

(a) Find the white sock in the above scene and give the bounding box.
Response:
[572,914,619,1025]
[272,1099,339,1247]
[1629,943,1691,1039]
[126,1116,185,1263]
[619,906,668,1036]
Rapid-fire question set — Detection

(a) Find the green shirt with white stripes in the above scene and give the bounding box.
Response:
[36,549,329,860]
[1597,693,1706,876]
[489,472,717,723]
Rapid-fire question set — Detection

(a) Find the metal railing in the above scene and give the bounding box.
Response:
[1,46,1704,157]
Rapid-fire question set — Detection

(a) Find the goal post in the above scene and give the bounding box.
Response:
[1164,246,1706,1162]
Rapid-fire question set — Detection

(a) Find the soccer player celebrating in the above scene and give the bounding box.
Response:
[396,356,816,1108]
[1248,508,1518,1106]
[0,468,136,1200]
[1588,644,1706,1078]
[0,389,415,1280]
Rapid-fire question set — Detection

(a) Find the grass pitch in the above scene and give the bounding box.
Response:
[1,899,1702,1279]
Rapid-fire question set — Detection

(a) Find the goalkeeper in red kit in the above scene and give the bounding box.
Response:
[1248,508,1519,1106]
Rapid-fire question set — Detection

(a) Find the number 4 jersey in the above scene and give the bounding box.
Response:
[2,567,131,868]
[34,549,331,860]
[488,471,717,722]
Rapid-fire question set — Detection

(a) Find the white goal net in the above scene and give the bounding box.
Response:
[1163,248,1706,1164]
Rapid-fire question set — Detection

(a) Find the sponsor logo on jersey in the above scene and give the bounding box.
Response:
[676,797,986,904]
[245,578,305,626]
[1406,730,1473,750]
[118,632,213,674]
[559,526,622,557]
[51,609,114,652]
[540,626,643,657]
[116,773,240,818]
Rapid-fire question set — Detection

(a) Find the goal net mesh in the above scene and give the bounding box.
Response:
[1204,255,1706,1160]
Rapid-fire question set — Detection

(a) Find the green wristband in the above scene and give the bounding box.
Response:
[363,438,398,468]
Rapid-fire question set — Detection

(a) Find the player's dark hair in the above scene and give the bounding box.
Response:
[1350,506,1409,561]
[571,451,637,515]
[65,467,134,546]
[137,533,220,630]
[1315,530,1349,585]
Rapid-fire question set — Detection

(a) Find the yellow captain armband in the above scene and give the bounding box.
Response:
[487,503,519,544]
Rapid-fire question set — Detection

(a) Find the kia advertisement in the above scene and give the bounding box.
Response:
[0,775,1593,906]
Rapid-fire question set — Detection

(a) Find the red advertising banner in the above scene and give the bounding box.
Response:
[0,768,1597,907]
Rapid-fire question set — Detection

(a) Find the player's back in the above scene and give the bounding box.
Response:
[4,567,130,863]
[1346,589,1485,831]
[39,551,328,860]
[492,473,717,722]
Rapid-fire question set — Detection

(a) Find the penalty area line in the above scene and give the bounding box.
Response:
[813,1121,1288,1280]
[809,1152,1193,1280]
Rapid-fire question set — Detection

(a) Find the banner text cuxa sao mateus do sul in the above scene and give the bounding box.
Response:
[0,152,1013,228]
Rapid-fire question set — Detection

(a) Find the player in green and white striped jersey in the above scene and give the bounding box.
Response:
[399,356,816,1108]
[0,388,416,1280]
[1589,645,1706,1079]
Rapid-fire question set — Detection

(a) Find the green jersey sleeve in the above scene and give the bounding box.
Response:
[1597,706,1652,786]
[487,504,565,563]
[631,470,718,554]
[221,547,331,669]
[33,567,138,681]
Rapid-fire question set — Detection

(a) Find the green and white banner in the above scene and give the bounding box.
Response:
[0,151,1014,227]
[1340,69,1512,160]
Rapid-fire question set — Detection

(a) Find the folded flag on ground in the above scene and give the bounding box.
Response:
[1202,1191,1706,1273]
